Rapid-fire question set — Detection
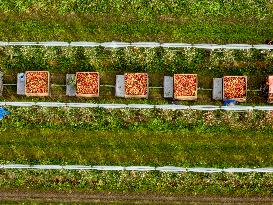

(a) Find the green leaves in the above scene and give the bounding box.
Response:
[0,0,272,18]
[2,45,270,75]
[2,107,273,132]
[1,169,273,196]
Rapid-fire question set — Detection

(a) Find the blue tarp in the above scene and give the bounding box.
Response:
[224,99,237,106]
[0,107,10,119]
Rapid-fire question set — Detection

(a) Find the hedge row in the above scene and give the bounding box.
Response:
[1,46,273,75]
[2,107,273,132]
[1,169,273,196]
[0,0,272,18]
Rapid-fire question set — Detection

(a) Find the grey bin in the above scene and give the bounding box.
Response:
[17,73,25,95]
[66,74,76,96]
[164,76,173,98]
[213,78,223,100]
[115,75,125,97]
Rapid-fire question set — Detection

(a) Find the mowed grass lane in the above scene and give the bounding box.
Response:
[0,128,272,167]
[1,13,272,43]
[0,0,272,43]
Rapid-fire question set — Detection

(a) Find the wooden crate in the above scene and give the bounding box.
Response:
[124,73,149,98]
[173,74,198,100]
[223,76,247,102]
[25,71,50,96]
[75,72,100,97]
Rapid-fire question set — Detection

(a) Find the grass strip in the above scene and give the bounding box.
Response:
[2,107,273,132]
[1,0,273,17]
[1,169,273,197]
[1,108,272,167]
[0,12,273,43]
[0,127,272,167]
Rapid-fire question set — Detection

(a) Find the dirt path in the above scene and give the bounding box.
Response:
[1,189,273,204]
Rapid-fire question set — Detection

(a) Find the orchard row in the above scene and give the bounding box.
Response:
[15,71,273,103]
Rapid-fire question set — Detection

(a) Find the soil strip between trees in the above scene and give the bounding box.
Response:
[1,190,273,204]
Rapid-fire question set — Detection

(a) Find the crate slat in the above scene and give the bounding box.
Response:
[268,76,273,103]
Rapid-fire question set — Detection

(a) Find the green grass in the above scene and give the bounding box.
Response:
[0,0,272,17]
[3,107,273,131]
[1,0,273,198]
[1,169,273,197]
[1,0,273,43]
[1,13,273,43]
[1,14,273,43]
[2,46,273,76]
[1,107,272,167]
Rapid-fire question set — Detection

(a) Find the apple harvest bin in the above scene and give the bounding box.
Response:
[76,72,100,97]
[25,71,50,96]
[223,76,247,102]
[173,74,198,100]
[124,73,148,98]
[268,76,273,103]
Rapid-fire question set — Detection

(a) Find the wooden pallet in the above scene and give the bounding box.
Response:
[174,95,197,100]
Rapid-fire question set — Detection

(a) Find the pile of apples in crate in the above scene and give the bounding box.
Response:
[25,71,49,94]
[223,76,247,99]
[76,72,99,95]
[125,73,148,96]
[174,74,197,97]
